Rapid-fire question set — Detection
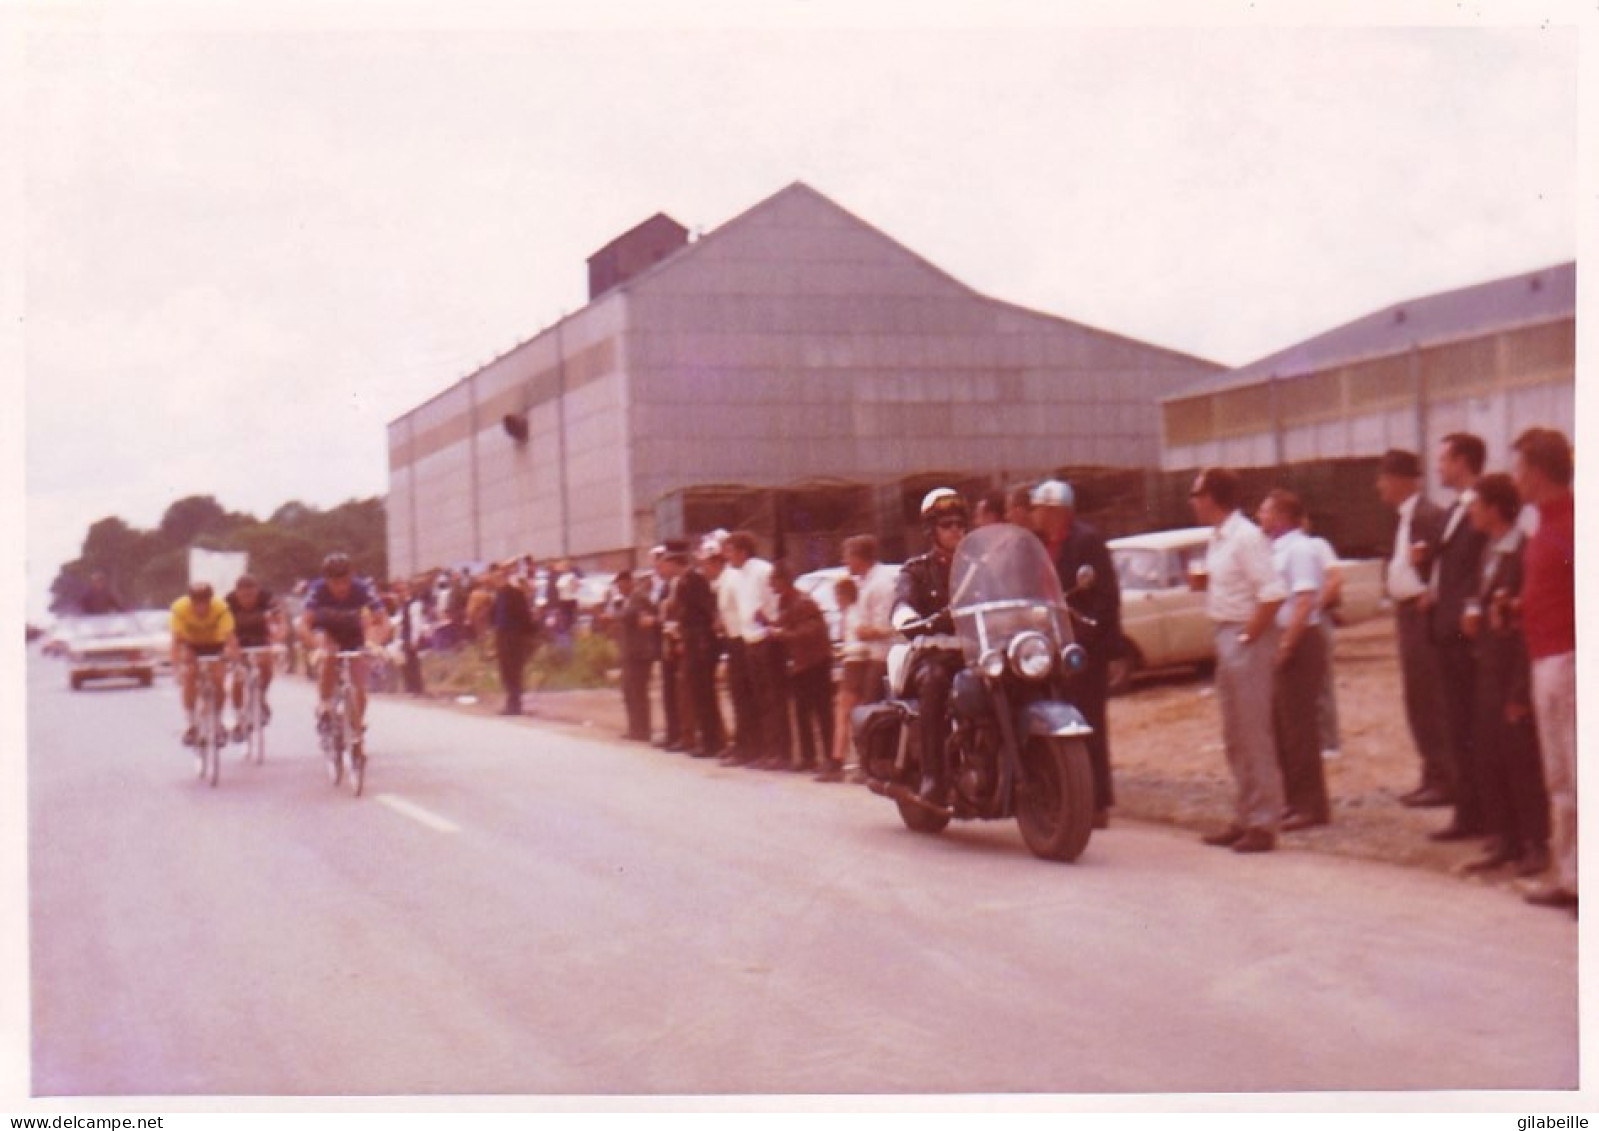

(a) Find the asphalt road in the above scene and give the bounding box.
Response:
[28,653,1578,1098]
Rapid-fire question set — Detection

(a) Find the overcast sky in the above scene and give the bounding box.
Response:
[16,2,1584,619]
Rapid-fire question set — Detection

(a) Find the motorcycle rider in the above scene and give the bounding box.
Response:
[891,488,970,806]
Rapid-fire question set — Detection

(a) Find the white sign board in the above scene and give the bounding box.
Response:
[188,548,249,593]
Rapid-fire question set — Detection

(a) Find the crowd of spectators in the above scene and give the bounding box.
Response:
[1190,427,1575,914]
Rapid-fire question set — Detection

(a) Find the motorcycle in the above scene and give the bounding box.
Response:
[854,522,1098,862]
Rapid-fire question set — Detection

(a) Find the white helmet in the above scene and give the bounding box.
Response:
[1031,478,1075,509]
[919,488,969,529]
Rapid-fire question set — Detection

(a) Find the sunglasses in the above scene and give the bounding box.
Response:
[937,518,968,530]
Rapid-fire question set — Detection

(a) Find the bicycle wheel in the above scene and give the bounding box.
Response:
[249,677,266,765]
[350,743,365,798]
[326,695,346,787]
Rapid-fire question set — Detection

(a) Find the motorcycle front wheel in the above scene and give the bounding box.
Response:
[1015,736,1094,862]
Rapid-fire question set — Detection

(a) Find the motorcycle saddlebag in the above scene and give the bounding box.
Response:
[850,700,915,781]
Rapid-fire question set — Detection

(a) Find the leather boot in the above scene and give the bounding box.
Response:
[917,735,948,807]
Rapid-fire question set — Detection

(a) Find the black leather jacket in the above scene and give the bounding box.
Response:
[894,546,957,636]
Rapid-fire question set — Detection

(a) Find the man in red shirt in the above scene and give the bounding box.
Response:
[1513,428,1577,912]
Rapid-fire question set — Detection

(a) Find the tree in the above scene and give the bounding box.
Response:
[133,549,190,607]
[217,525,322,594]
[158,496,231,546]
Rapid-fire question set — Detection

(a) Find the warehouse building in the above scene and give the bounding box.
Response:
[387,182,1224,576]
[1159,262,1576,485]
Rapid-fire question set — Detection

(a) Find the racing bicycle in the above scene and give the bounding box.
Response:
[191,654,226,788]
[319,649,370,797]
[234,645,277,766]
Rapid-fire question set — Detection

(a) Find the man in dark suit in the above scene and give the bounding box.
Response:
[669,546,726,758]
[615,570,658,742]
[490,564,538,716]
[1458,473,1550,877]
[1428,433,1490,840]
[652,542,685,750]
[1376,449,1451,806]
[1032,478,1121,829]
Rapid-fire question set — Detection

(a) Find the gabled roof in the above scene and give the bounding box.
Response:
[1166,261,1576,402]
[617,180,1223,371]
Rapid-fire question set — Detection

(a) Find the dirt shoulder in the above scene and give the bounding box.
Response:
[382,617,1520,887]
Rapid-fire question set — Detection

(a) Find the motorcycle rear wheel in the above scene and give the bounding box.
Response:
[1015,736,1093,862]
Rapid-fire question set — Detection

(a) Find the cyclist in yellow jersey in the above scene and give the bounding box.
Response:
[170,580,239,747]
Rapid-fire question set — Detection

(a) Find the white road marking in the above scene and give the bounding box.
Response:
[375,793,461,834]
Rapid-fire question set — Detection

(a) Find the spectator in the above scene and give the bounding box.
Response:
[1257,489,1330,831]
[770,561,834,773]
[974,489,1008,528]
[1376,449,1452,808]
[843,533,896,782]
[1302,518,1342,759]
[820,574,861,783]
[615,570,658,742]
[1032,478,1120,829]
[1458,473,1550,878]
[650,545,681,750]
[1006,484,1036,530]
[490,565,537,716]
[724,531,788,771]
[555,560,581,638]
[1190,467,1287,854]
[392,578,427,697]
[447,569,472,647]
[675,542,726,758]
[715,534,759,765]
[78,571,125,615]
[1428,432,1491,844]
[1512,428,1576,912]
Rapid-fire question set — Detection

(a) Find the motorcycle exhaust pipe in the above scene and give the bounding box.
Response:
[867,777,954,819]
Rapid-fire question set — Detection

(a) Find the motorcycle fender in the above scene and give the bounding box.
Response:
[1020,700,1093,739]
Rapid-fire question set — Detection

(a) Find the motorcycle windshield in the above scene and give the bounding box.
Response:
[948,523,1072,659]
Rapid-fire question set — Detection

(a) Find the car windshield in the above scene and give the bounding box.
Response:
[79,614,141,639]
[948,523,1071,659]
[1113,547,1167,591]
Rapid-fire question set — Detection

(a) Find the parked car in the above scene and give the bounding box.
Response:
[130,608,175,672]
[40,617,87,659]
[1107,526,1386,693]
[65,613,159,690]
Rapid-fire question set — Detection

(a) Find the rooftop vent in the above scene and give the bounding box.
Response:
[1530,275,1544,292]
[586,213,690,300]
[1393,308,1407,325]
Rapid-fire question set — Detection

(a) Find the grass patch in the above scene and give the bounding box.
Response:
[418,631,620,697]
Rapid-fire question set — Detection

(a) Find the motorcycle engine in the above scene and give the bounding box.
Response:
[953,720,998,806]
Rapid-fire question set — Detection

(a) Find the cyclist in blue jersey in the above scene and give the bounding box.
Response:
[298,553,392,756]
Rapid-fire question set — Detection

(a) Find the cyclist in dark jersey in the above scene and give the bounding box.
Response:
[298,553,392,757]
[226,574,286,741]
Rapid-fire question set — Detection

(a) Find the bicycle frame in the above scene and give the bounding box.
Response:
[193,654,225,787]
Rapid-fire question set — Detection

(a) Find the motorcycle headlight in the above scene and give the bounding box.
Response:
[979,648,1006,680]
[1006,632,1055,681]
[1060,643,1088,675]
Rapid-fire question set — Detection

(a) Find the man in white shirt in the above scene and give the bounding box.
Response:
[723,531,789,769]
[845,534,896,692]
[1259,489,1330,831]
[1303,523,1342,758]
[1376,448,1452,808]
[1190,467,1287,854]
